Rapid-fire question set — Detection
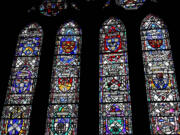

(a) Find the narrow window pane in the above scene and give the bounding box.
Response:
[45,21,81,135]
[0,23,43,135]
[140,14,180,134]
[99,18,133,134]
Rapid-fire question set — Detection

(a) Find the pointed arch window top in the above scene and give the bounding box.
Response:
[141,15,167,30]
[58,21,82,36]
[16,23,43,56]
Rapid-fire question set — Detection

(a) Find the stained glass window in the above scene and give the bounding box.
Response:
[40,0,79,16]
[45,21,81,135]
[40,0,65,16]
[104,0,146,9]
[140,14,180,134]
[0,23,43,135]
[99,18,133,134]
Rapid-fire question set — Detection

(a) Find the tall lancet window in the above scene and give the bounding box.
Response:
[45,21,81,135]
[140,14,180,134]
[99,18,133,134]
[0,23,43,134]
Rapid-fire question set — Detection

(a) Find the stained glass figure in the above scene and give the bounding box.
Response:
[99,18,133,134]
[104,0,146,9]
[0,23,43,135]
[45,21,81,135]
[140,14,180,134]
